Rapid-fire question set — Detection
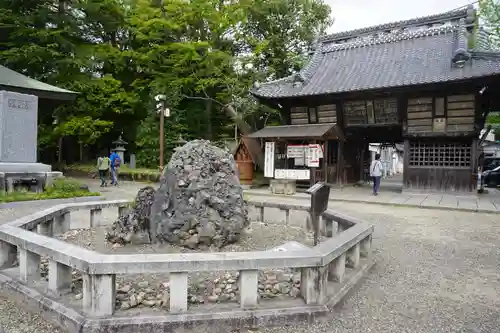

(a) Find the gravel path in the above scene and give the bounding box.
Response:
[0,296,63,333]
[1,180,500,332]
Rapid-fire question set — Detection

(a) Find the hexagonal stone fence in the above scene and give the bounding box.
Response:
[0,199,374,333]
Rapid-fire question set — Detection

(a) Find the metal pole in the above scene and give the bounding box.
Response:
[159,104,165,170]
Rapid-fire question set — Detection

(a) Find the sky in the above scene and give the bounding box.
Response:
[325,0,479,33]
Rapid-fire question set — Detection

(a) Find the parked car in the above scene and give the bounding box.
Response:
[483,157,500,172]
[483,165,500,188]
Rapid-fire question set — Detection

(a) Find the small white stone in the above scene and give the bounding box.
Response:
[129,294,138,307]
[118,284,132,294]
[207,295,219,303]
[143,300,156,307]
[137,281,149,288]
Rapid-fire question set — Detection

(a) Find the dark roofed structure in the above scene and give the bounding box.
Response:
[0,65,77,100]
[252,7,500,100]
[248,123,341,140]
[249,6,500,193]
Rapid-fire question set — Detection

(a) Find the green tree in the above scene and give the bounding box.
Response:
[0,0,334,168]
[479,0,500,48]
[479,1,500,136]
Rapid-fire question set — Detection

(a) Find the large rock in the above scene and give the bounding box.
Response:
[106,186,156,244]
[149,140,248,248]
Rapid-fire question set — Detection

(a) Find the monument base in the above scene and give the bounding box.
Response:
[0,162,51,173]
[0,162,62,193]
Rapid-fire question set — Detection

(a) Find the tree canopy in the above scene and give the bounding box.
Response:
[479,0,500,138]
[0,0,333,167]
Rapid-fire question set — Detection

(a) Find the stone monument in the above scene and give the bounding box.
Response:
[106,140,249,249]
[0,90,59,192]
[112,135,127,165]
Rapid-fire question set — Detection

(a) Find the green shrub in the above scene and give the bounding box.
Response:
[64,164,161,183]
[0,177,100,203]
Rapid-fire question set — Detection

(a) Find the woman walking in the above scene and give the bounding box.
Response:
[370,153,383,196]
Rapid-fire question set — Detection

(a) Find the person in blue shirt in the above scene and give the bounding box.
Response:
[109,150,121,186]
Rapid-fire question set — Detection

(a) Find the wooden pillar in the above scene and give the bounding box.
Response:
[403,139,410,190]
[359,143,365,183]
[311,140,316,186]
[323,140,328,183]
[337,140,344,186]
[471,138,478,192]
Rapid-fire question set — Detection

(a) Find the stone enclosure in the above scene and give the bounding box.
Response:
[0,199,374,332]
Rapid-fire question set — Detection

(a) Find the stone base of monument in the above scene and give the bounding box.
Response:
[269,179,297,195]
[0,162,62,193]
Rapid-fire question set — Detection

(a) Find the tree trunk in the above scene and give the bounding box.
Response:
[58,137,63,163]
[223,104,264,167]
[223,104,252,134]
[205,99,213,140]
[79,142,84,161]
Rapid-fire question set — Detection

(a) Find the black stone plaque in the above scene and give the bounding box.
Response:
[306,182,330,245]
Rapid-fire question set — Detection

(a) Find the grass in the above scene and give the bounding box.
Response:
[64,164,161,182]
[0,177,101,203]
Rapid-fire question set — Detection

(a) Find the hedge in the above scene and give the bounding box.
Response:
[64,164,162,183]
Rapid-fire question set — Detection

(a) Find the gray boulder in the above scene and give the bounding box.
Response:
[106,186,156,244]
[149,140,248,248]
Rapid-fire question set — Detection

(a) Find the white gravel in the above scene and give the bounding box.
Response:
[0,296,63,333]
[1,181,500,333]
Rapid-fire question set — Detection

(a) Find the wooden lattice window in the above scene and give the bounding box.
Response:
[408,142,471,168]
[344,98,398,125]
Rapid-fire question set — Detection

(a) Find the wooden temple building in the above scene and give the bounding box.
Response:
[249,6,500,193]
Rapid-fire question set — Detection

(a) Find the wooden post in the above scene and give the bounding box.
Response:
[359,142,365,183]
[323,140,328,183]
[471,138,478,192]
[311,140,316,186]
[403,139,410,190]
[159,106,165,169]
[337,140,344,186]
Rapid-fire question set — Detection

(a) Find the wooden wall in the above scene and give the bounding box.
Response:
[289,105,337,125]
[405,94,475,135]
[343,98,398,126]
[317,104,337,123]
[404,166,473,192]
[446,95,475,132]
[403,138,477,192]
[290,106,308,125]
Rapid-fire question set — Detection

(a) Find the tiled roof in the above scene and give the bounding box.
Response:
[248,123,339,139]
[0,65,77,100]
[251,7,500,99]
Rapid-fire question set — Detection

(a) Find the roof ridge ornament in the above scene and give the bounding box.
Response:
[322,24,458,53]
[451,19,471,67]
[452,48,471,67]
[319,7,469,44]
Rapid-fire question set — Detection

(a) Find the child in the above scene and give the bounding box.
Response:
[96,153,111,187]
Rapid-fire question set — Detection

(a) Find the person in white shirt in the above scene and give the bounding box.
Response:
[370,153,383,196]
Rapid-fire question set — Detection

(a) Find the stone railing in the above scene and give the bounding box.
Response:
[0,199,374,331]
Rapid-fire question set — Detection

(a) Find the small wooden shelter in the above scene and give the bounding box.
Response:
[248,123,343,186]
[233,137,257,184]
